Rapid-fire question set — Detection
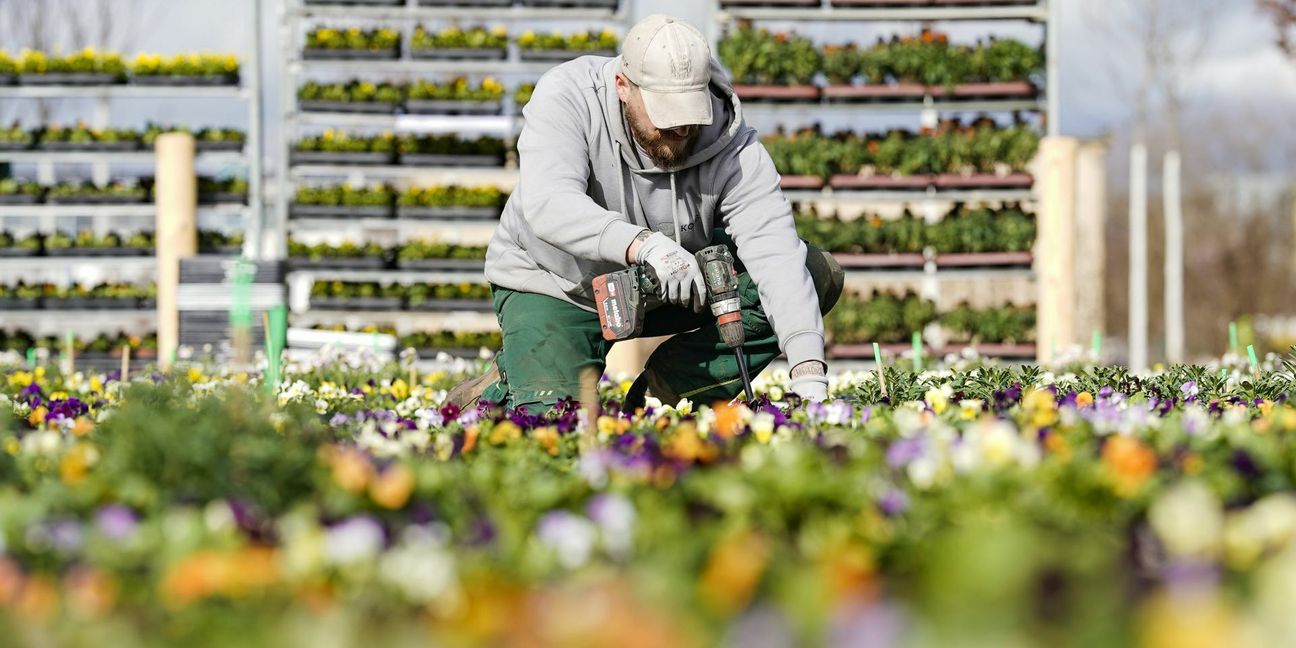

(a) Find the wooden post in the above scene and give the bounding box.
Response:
[154,132,198,371]
[1163,150,1185,363]
[1036,136,1079,365]
[1128,143,1149,371]
[1074,140,1108,356]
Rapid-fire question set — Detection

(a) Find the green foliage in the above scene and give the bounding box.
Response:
[305,26,401,51]
[824,290,937,344]
[717,27,821,85]
[411,25,508,50]
[396,184,504,208]
[294,184,394,207]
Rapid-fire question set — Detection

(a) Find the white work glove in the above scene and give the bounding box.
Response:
[635,231,704,310]
[789,361,829,402]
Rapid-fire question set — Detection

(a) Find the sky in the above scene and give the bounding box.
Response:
[2,0,1294,176]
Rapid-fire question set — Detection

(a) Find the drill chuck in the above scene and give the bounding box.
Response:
[696,246,744,349]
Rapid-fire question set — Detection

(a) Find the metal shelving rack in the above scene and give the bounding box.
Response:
[709,0,1055,361]
[0,34,264,341]
[272,0,630,334]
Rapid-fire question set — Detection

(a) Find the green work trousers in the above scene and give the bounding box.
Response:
[481,242,844,412]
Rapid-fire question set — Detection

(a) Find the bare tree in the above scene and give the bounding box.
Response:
[1259,0,1296,60]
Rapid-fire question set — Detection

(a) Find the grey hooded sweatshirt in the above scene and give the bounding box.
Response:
[485,54,825,370]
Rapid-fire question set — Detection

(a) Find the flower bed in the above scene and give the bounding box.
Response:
[0,348,1293,645]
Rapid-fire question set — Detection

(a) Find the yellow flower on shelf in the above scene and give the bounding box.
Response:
[491,25,508,37]
[532,426,559,456]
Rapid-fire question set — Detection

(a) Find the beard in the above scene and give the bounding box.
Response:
[626,107,699,170]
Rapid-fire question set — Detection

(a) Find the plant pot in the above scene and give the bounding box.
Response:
[521,0,618,6]
[299,99,401,114]
[290,203,394,219]
[0,75,15,86]
[290,150,395,166]
[404,99,502,115]
[0,248,39,257]
[932,173,1033,189]
[18,73,123,86]
[396,258,486,271]
[46,193,148,204]
[198,192,250,205]
[43,298,91,310]
[732,84,821,101]
[418,0,512,5]
[935,251,1033,268]
[778,175,825,190]
[946,81,1037,98]
[0,193,42,204]
[310,296,404,311]
[410,48,508,61]
[941,342,1036,359]
[722,0,819,6]
[92,298,139,310]
[518,49,616,62]
[130,74,239,86]
[302,48,401,61]
[0,298,41,310]
[287,256,389,270]
[822,83,927,101]
[39,141,142,152]
[395,205,500,220]
[829,174,932,190]
[405,299,492,312]
[45,247,146,257]
[196,140,245,152]
[307,0,404,5]
[198,245,242,256]
[831,252,926,269]
[827,342,916,359]
[415,347,487,360]
[398,153,503,167]
[0,141,33,151]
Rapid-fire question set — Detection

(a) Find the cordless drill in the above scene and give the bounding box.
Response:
[593,245,755,401]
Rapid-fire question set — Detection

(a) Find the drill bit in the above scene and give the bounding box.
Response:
[735,349,754,402]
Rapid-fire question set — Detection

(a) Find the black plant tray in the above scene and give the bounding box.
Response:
[410,48,507,61]
[415,347,492,360]
[0,75,14,86]
[397,258,486,271]
[308,0,404,5]
[197,246,242,256]
[290,203,394,219]
[196,140,245,152]
[39,141,141,152]
[0,142,34,151]
[291,150,395,166]
[419,0,512,6]
[0,248,39,257]
[44,298,138,310]
[131,75,239,86]
[519,49,615,62]
[398,153,503,167]
[46,194,147,205]
[405,99,502,115]
[0,193,42,204]
[299,100,401,114]
[406,299,492,312]
[310,296,404,311]
[522,0,618,6]
[198,192,249,205]
[288,256,389,270]
[138,298,156,310]
[396,205,499,220]
[45,247,149,257]
[18,73,123,86]
[0,298,41,310]
[302,48,401,61]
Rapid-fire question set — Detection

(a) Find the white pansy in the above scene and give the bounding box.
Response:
[1149,480,1223,560]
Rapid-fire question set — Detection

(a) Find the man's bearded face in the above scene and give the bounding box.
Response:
[623,85,700,170]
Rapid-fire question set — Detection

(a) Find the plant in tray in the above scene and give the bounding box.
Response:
[298,80,404,109]
[397,184,504,208]
[0,51,15,79]
[288,238,387,261]
[396,240,487,262]
[407,77,504,101]
[942,302,1036,344]
[295,183,395,207]
[129,53,240,84]
[400,329,501,352]
[37,122,141,150]
[17,47,127,82]
[396,133,505,164]
[306,26,401,55]
[514,82,535,107]
[411,25,508,56]
[825,290,937,345]
[0,122,34,149]
[717,27,821,85]
[517,28,620,56]
[45,180,148,204]
[0,178,43,203]
[0,231,42,256]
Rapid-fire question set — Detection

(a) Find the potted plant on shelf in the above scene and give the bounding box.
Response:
[410,25,509,61]
[396,133,505,167]
[0,178,44,204]
[37,123,141,152]
[197,177,250,205]
[395,239,488,271]
[824,290,937,355]
[46,180,148,205]
[521,0,617,7]
[17,48,127,85]
[720,0,818,7]
[0,231,42,258]
[197,229,243,255]
[129,53,240,86]
[305,0,403,7]
[303,27,402,60]
[406,77,504,115]
[395,184,505,219]
[514,83,534,109]
[298,80,404,114]
[405,281,492,312]
[291,184,396,219]
[287,239,390,270]
[717,27,821,101]
[0,51,16,85]
[941,302,1036,355]
[517,29,620,62]
[195,127,246,152]
[291,130,397,166]
[309,280,405,311]
[0,281,44,310]
[402,329,502,359]
[0,122,34,150]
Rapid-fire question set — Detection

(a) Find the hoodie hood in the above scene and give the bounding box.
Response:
[601,56,743,175]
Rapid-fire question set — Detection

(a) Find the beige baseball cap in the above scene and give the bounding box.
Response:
[620,14,713,130]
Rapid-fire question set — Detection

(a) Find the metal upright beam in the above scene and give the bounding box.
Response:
[246,0,266,261]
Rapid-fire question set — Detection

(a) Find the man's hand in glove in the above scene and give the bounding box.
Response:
[789,360,829,402]
[634,231,705,310]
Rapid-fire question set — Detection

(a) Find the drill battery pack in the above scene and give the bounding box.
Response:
[593,266,658,341]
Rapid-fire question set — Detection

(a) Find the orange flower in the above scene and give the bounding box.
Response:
[489,421,522,445]
[59,443,96,486]
[320,445,373,494]
[1103,436,1158,497]
[532,426,560,456]
[462,425,479,454]
[369,464,415,509]
[698,530,771,616]
[64,567,117,618]
[17,575,58,622]
[663,422,716,464]
[711,403,743,440]
[71,417,95,437]
[161,546,279,607]
[0,558,24,605]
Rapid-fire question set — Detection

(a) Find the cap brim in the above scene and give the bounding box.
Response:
[640,86,713,130]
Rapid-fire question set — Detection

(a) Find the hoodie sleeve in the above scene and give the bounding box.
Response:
[717,128,826,370]
[515,69,643,265]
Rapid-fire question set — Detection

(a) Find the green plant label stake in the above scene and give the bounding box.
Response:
[912,331,922,373]
[265,305,287,394]
[1229,321,1239,356]
[64,330,75,374]
[1091,330,1102,360]
[1247,345,1259,372]
[873,342,888,400]
[26,348,36,369]
[230,259,255,366]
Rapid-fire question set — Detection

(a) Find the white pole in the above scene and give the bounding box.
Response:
[1129,143,1148,371]
[1163,150,1184,363]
